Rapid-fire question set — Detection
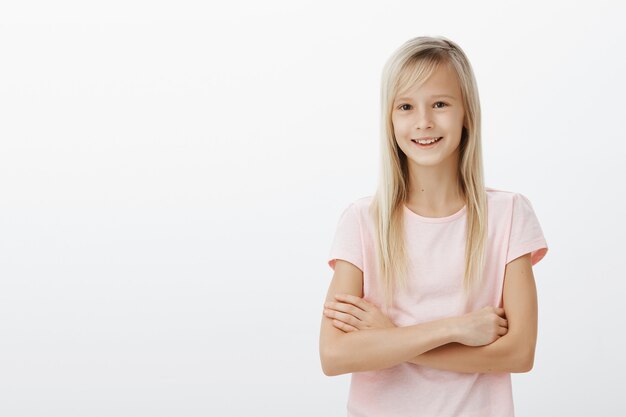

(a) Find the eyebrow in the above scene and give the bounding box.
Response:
[394,94,457,103]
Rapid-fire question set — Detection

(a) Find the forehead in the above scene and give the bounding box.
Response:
[395,63,461,101]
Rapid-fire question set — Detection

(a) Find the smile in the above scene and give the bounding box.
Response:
[411,137,443,148]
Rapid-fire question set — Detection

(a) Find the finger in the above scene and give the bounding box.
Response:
[498,325,508,336]
[326,300,365,321]
[335,294,369,312]
[332,319,358,333]
[324,309,361,329]
[498,317,508,327]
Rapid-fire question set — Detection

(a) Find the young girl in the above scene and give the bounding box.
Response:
[319,36,548,417]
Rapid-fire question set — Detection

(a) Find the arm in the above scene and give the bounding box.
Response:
[319,260,459,376]
[407,253,538,373]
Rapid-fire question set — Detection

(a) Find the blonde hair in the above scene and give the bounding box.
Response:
[370,36,488,312]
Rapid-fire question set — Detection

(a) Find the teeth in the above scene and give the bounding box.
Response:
[414,137,441,144]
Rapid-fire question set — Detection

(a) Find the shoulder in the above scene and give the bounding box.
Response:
[332,195,376,234]
[486,187,531,210]
[340,195,374,217]
[485,187,543,227]
[331,195,374,226]
[352,194,374,206]
[486,186,518,202]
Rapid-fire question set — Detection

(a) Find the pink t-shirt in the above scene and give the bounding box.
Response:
[327,187,548,417]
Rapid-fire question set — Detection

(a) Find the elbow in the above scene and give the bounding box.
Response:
[320,347,348,377]
[322,363,340,377]
[500,333,535,373]
[521,350,535,373]
[320,349,335,376]
[513,346,535,373]
[320,348,339,376]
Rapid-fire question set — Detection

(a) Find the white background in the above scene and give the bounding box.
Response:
[1,1,625,416]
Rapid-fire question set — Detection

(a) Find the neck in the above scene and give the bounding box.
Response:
[405,157,465,213]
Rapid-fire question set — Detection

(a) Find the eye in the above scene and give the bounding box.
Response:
[396,102,449,111]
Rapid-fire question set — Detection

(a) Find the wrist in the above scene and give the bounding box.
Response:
[442,317,463,344]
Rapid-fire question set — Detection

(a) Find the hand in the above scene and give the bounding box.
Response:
[323,294,397,333]
[453,306,508,346]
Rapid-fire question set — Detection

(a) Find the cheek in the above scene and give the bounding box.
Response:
[438,116,463,132]
[391,119,408,135]
[390,123,401,138]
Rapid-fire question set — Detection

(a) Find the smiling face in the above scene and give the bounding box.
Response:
[391,62,466,169]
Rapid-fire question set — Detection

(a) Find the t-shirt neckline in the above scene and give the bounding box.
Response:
[403,203,467,223]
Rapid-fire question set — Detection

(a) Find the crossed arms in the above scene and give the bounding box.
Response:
[319,253,537,376]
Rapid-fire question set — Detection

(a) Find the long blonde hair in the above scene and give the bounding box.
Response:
[370,36,488,312]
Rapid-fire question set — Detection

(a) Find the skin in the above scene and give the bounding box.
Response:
[322,253,537,374]
[319,62,539,375]
[392,61,467,216]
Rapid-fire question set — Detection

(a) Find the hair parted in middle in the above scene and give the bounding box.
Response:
[369,35,488,313]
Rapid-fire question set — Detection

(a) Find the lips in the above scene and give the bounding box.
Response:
[411,137,443,144]
[413,137,441,141]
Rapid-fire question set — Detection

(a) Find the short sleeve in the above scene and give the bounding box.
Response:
[327,203,364,272]
[505,193,549,266]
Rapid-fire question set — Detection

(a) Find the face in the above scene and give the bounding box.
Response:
[391,63,466,168]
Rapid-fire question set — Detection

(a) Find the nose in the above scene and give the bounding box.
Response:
[413,108,434,130]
